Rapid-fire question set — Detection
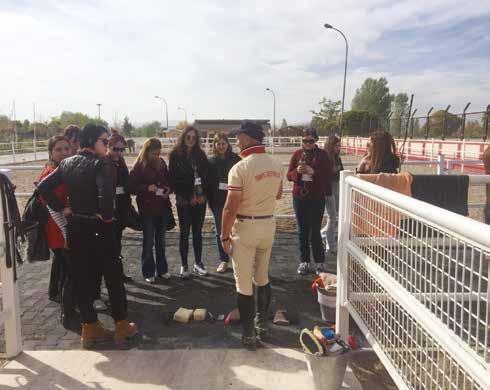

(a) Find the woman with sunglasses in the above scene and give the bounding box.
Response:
[207,133,241,273]
[38,135,74,325]
[128,137,172,283]
[107,134,132,282]
[38,123,137,348]
[287,128,333,275]
[169,126,209,279]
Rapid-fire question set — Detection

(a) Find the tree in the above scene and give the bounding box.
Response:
[122,116,133,137]
[134,121,161,137]
[280,118,288,129]
[176,121,188,130]
[310,98,341,135]
[342,110,381,136]
[427,110,463,138]
[390,93,409,136]
[352,77,394,120]
[51,111,108,131]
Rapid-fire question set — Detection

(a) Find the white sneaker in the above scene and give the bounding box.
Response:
[145,277,156,284]
[158,272,171,280]
[180,266,190,279]
[297,262,310,275]
[94,299,107,311]
[193,263,208,276]
[216,261,229,273]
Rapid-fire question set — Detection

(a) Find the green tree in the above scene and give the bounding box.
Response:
[352,77,394,120]
[122,116,133,137]
[51,111,108,131]
[176,121,188,130]
[342,110,381,136]
[310,98,341,135]
[390,93,409,136]
[427,110,463,138]
[464,120,483,139]
[135,121,161,137]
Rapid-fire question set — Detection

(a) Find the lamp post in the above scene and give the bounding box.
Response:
[266,88,276,153]
[324,23,348,136]
[155,96,169,131]
[178,106,188,123]
[96,103,102,120]
[33,103,37,159]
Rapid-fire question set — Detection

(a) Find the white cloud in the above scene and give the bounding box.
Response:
[1,0,489,125]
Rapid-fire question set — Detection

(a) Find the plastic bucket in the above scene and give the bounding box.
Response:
[317,286,336,321]
[305,352,349,390]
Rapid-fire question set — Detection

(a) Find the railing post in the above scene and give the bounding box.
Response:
[10,141,16,164]
[336,170,353,341]
[437,154,445,175]
[0,169,22,358]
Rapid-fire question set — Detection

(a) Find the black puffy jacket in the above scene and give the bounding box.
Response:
[37,151,116,220]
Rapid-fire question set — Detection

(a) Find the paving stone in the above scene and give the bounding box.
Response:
[0,231,340,352]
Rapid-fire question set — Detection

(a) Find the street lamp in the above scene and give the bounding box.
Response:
[155,95,169,131]
[177,106,188,123]
[324,23,348,136]
[266,88,276,153]
[96,103,102,120]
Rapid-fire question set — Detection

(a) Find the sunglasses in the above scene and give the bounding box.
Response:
[112,147,125,152]
[98,138,109,146]
[302,139,316,144]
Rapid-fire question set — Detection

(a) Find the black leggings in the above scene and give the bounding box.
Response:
[67,218,127,323]
[50,248,77,316]
[177,203,206,267]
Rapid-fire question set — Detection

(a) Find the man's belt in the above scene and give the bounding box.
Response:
[236,214,273,220]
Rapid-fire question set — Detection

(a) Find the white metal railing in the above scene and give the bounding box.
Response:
[336,171,490,389]
[0,169,23,359]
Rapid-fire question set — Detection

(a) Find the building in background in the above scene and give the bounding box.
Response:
[193,119,271,138]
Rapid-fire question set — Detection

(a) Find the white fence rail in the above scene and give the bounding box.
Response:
[336,171,490,389]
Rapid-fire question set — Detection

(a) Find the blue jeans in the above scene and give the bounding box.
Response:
[293,197,326,263]
[211,206,230,262]
[141,215,168,278]
[321,181,339,252]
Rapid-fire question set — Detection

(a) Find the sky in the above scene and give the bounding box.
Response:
[1,0,490,126]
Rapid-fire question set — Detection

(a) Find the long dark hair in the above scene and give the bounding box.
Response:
[171,126,206,162]
[47,135,70,167]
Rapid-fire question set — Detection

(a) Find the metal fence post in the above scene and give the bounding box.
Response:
[437,154,445,175]
[10,141,16,164]
[336,170,353,341]
[0,169,23,358]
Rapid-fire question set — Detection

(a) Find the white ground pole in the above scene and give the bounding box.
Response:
[0,168,22,358]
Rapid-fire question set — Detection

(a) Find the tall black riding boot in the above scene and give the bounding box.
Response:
[255,283,271,340]
[237,293,256,350]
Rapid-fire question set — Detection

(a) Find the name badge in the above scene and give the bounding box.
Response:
[116,186,125,195]
[194,177,202,186]
[302,174,313,182]
[156,188,164,197]
[218,182,228,191]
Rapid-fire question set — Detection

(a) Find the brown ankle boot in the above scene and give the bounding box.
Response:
[81,321,113,349]
[114,320,138,344]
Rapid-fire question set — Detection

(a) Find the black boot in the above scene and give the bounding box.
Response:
[255,284,271,341]
[237,293,256,350]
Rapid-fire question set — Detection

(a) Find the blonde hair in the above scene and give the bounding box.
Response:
[135,138,162,168]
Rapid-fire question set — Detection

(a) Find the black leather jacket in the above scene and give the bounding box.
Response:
[37,151,116,220]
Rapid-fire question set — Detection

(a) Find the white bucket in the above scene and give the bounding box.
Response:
[317,286,336,321]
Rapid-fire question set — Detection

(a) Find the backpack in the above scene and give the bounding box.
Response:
[22,189,50,262]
